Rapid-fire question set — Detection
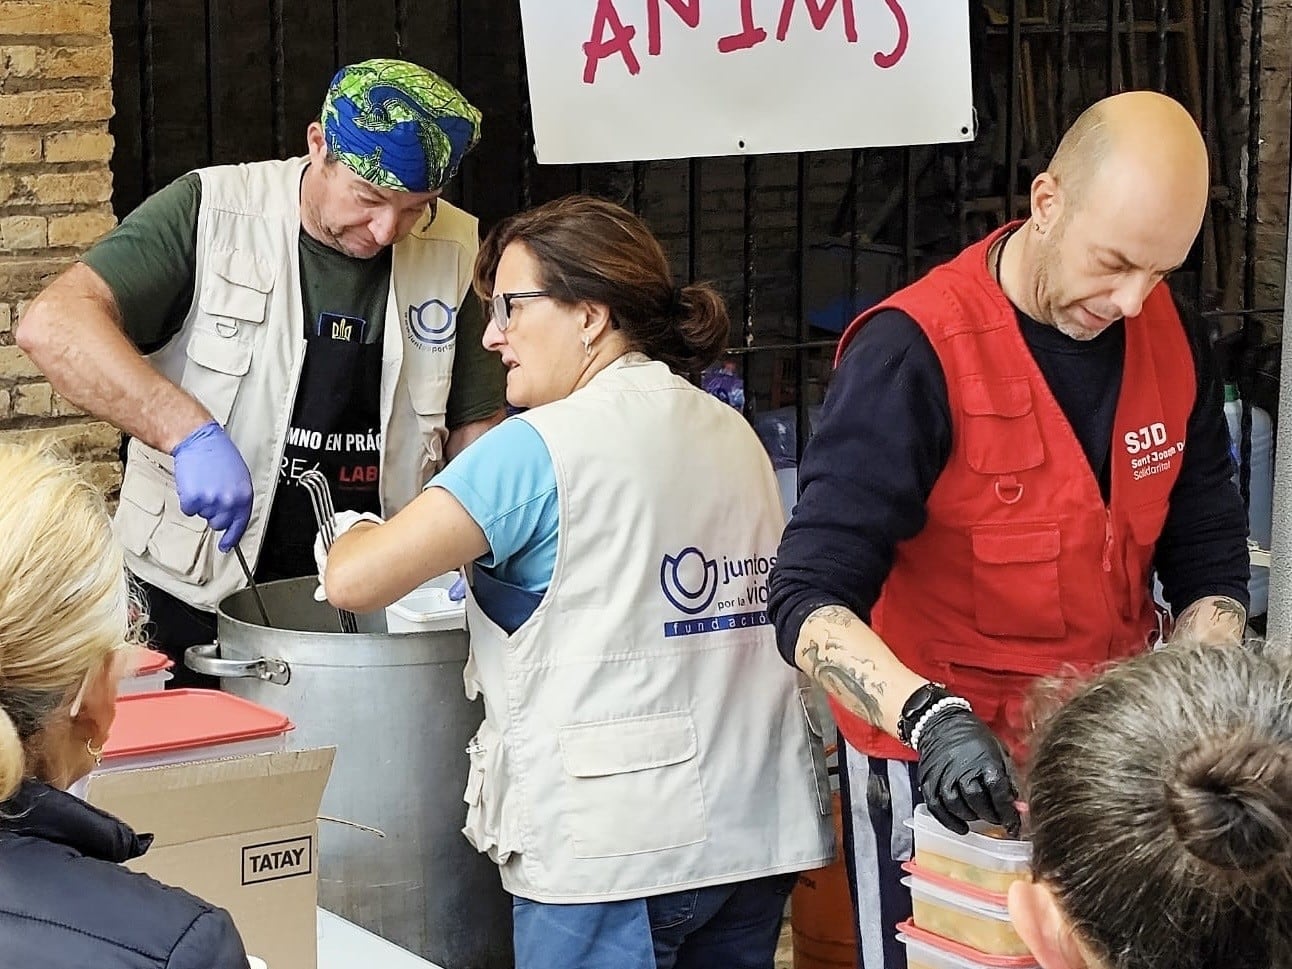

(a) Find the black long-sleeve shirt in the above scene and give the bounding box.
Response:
[768,302,1251,664]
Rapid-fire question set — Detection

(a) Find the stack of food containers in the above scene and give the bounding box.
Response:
[98,689,293,773]
[898,804,1038,969]
[117,648,175,695]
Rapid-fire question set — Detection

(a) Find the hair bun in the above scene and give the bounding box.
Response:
[1167,729,1292,877]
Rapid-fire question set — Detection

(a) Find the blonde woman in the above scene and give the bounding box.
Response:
[0,442,248,968]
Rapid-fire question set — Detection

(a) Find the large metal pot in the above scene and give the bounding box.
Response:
[186,577,512,969]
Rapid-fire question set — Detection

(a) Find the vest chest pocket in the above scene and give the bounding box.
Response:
[558,712,707,859]
[114,441,214,583]
[959,376,1045,475]
[970,524,1066,639]
[189,250,271,424]
[181,330,253,426]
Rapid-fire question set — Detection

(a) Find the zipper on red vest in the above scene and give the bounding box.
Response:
[1102,509,1114,572]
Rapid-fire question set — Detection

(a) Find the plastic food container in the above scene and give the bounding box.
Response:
[385,572,466,634]
[117,648,174,695]
[897,920,1038,969]
[906,803,1031,894]
[100,689,293,773]
[904,871,1030,957]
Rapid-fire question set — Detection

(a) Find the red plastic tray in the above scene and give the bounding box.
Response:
[131,648,174,676]
[103,688,291,760]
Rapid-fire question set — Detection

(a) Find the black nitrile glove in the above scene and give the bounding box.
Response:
[915,706,1021,837]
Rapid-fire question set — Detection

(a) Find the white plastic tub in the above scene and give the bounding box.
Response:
[906,803,1031,894]
[905,872,1030,957]
[385,572,466,634]
[897,920,1038,969]
[99,689,293,773]
[117,648,174,695]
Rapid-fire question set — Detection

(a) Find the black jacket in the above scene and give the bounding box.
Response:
[0,780,248,969]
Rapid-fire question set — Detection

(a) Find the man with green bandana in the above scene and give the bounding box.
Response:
[17,59,504,683]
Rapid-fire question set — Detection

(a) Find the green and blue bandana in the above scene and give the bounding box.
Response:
[321,58,482,193]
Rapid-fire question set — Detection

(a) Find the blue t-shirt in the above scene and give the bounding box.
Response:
[428,418,559,633]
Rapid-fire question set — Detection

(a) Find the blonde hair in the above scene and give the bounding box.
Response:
[0,442,136,801]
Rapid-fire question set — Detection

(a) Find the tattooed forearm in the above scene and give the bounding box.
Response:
[1170,595,1247,647]
[809,605,856,628]
[800,635,887,727]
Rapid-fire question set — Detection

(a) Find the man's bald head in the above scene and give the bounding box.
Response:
[1018,92,1211,340]
[1045,91,1209,220]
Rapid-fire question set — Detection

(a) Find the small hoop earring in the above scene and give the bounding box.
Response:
[86,739,103,767]
[582,335,592,357]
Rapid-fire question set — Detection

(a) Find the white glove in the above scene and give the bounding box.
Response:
[313,511,384,603]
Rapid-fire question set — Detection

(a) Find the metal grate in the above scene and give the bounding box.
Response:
[108,0,1275,467]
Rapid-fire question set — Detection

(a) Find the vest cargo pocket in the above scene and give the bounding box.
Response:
[190,248,270,425]
[181,328,254,427]
[959,376,1045,475]
[202,248,273,321]
[558,711,707,859]
[115,441,215,584]
[462,718,521,865]
[114,451,167,556]
[969,524,1065,638]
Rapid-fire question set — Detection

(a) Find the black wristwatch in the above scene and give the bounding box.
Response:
[897,681,954,747]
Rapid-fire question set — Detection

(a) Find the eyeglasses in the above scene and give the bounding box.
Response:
[489,291,550,332]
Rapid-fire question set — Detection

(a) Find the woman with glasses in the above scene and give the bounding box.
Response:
[0,441,248,968]
[318,194,833,969]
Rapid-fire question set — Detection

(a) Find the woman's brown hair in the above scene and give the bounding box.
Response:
[473,195,730,374]
[1024,643,1292,969]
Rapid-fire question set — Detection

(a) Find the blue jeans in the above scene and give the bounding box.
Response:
[512,873,797,969]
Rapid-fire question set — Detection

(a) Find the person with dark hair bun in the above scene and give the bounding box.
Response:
[1009,643,1292,969]
[316,195,834,969]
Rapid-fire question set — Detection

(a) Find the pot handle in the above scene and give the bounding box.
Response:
[184,643,291,685]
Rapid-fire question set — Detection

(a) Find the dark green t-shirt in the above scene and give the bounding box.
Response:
[81,172,504,425]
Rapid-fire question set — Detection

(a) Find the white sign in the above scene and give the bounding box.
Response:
[519,1,974,164]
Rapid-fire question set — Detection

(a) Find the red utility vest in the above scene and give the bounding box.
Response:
[831,223,1196,762]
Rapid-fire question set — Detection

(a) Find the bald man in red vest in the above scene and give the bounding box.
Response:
[769,91,1250,969]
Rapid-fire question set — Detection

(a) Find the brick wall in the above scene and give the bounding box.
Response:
[0,0,121,493]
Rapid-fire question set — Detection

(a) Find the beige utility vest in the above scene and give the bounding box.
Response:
[461,354,834,903]
[115,157,476,610]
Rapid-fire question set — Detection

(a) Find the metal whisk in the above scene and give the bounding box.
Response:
[299,469,360,634]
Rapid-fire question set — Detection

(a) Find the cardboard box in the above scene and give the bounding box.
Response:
[88,747,335,969]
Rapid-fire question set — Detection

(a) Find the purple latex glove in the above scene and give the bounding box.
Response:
[171,420,254,553]
[449,575,467,600]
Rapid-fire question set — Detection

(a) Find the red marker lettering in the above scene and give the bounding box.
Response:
[717,0,769,53]
[582,0,641,84]
[777,0,858,44]
[647,0,701,56]
[874,0,909,68]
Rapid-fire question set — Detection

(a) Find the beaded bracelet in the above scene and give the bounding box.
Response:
[909,696,973,753]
